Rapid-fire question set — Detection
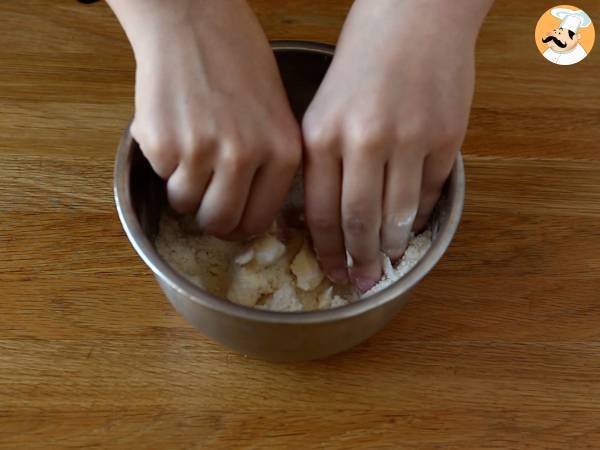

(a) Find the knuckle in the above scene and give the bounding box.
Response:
[135,131,179,177]
[220,148,252,174]
[138,132,172,157]
[134,127,175,158]
[184,143,215,168]
[219,128,244,153]
[307,212,338,234]
[434,125,463,151]
[130,120,143,142]
[403,116,463,151]
[175,127,218,167]
[342,213,372,236]
[184,146,209,167]
[302,114,337,152]
[345,123,389,159]
[345,112,388,147]
[218,131,254,171]
[167,186,196,214]
[132,120,169,151]
[197,127,219,149]
[182,129,218,157]
[394,120,428,148]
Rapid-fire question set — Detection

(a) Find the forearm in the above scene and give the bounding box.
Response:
[415,0,495,29]
[106,0,193,44]
[106,0,255,54]
[348,0,493,48]
[414,0,494,43]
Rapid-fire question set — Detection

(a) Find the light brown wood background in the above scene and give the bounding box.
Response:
[2,1,600,448]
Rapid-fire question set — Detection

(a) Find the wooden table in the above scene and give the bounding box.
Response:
[2,1,600,448]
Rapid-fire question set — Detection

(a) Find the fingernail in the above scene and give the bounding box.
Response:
[352,276,378,293]
[328,268,349,284]
[382,211,415,260]
[383,244,408,262]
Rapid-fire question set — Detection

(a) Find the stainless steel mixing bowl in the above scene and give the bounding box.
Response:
[114,41,465,361]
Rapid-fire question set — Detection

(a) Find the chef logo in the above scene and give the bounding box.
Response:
[535,5,595,65]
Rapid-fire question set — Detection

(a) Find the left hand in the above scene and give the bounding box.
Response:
[302,0,492,291]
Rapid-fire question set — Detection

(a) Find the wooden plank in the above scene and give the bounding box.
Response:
[2,0,600,447]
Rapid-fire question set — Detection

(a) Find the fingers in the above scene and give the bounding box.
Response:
[414,150,456,231]
[132,120,214,215]
[135,112,301,238]
[304,146,347,284]
[234,149,300,238]
[381,153,423,260]
[342,153,384,292]
[166,163,212,215]
[131,121,179,179]
[195,154,257,237]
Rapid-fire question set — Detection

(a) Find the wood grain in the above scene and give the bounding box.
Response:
[2,1,600,448]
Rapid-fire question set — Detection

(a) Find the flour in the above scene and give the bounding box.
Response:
[362,231,432,298]
[155,211,431,312]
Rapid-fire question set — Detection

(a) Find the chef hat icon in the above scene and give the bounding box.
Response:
[551,7,592,33]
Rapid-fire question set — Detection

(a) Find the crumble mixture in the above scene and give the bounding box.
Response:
[155,212,431,312]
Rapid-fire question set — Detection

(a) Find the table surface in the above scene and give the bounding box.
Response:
[2,1,600,448]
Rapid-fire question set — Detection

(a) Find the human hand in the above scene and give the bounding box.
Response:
[302,0,491,291]
[108,0,301,238]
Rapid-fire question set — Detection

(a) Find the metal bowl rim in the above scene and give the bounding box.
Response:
[113,40,465,325]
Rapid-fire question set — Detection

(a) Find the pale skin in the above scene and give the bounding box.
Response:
[108,0,493,292]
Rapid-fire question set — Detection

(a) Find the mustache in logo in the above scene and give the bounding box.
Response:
[542,35,567,48]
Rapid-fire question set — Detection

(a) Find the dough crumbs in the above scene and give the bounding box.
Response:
[362,231,433,298]
[290,238,324,291]
[257,282,304,312]
[317,286,348,310]
[252,235,286,267]
[155,211,431,312]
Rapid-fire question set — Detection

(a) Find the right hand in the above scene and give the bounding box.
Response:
[109,0,301,238]
[301,0,488,291]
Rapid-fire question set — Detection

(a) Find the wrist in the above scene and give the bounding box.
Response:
[107,0,252,54]
[350,0,492,47]
[107,0,193,49]
[399,0,493,42]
